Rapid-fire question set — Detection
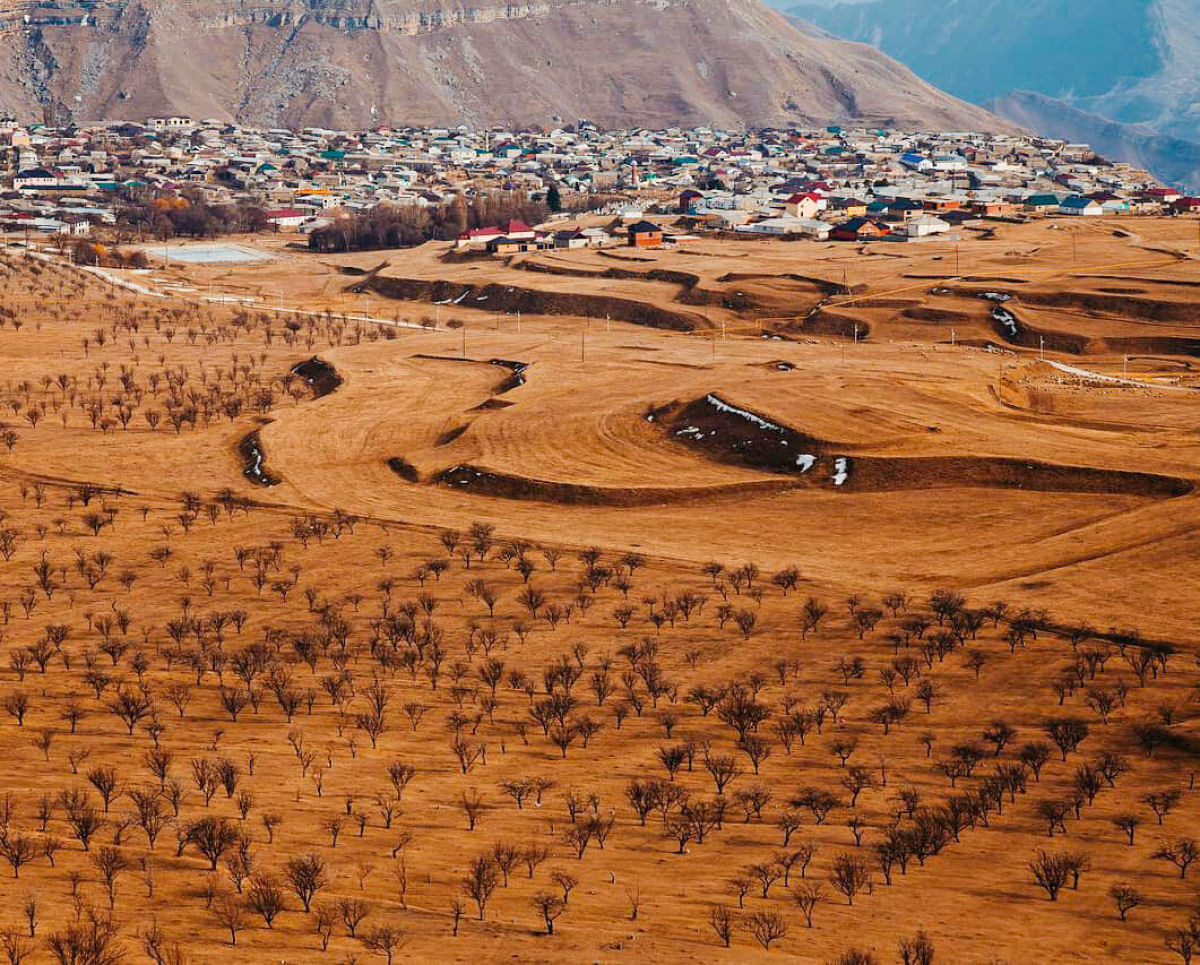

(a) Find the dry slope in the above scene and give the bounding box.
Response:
[0,0,1010,130]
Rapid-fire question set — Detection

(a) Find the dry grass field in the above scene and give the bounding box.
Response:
[0,218,1198,963]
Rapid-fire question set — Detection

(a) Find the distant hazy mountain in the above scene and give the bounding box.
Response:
[993,91,1200,192]
[0,0,1006,133]
[785,0,1200,189]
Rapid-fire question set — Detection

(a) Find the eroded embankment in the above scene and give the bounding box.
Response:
[1017,290,1200,323]
[1100,335,1200,357]
[238,432,279,487]
[661,394,1191,498]
[717,272,859,296]
[292,357,343,397]
[791,310,871,340]
[902,306,978,326]
[989,307,1091,354]
[515,259,701,290]
[366,276,698,331]
[845,456,1191,497]
[411,355,529,394]
[431,464,801,506]
[387,456,420,483]
[489,359,528,393]
[990,308,1200,357]
[435,425,469,446]
[904,275,1031,285]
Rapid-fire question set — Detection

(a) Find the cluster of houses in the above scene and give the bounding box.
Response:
[452,215,675,253]
[0,114,1195,246]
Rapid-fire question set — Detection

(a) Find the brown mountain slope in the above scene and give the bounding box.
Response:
[0,0,1009,130]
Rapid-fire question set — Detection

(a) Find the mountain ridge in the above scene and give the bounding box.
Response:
[0,0,1011,132]
[991,91,1200,193]
[784,0,1200,189]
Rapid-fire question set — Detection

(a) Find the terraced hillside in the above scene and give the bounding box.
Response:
[0,217,1196,961]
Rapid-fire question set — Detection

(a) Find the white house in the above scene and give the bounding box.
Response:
[736,217,831,239]
[13,168,58,190]
[901,153,933,173]
[905,215,951,238]
[932,154,969,172]
[580,227,612,247]
[265,209,310,229]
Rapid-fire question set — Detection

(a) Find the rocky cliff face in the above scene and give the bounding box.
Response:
[0,0,1007,130]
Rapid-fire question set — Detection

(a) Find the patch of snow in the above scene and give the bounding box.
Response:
[796,454,816,472]
[832,457,849,486]
[992,307,1018,335]
[704,394,783,433]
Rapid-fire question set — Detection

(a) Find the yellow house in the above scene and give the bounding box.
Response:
[831,197,868,218]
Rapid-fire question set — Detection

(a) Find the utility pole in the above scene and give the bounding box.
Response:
[580,329,585,363]
[1123,354,1128,380]
[1039,335,1044,361]
[461,323,467,358]
[955,243,960,276]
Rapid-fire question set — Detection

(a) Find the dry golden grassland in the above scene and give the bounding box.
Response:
[0,219,1196,963]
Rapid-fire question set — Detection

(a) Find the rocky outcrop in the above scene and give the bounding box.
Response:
[0,0,1010,131]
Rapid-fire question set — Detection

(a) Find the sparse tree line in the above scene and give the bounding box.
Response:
[0,252,442,452]
[0,467,1187,958]
[113,189,269,243]
[0,252,1194,959]
[308,191,549,253]
[0,260,405,444]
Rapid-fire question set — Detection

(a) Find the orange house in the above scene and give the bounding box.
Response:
[627,221,664,248]
[924,197,961,212]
